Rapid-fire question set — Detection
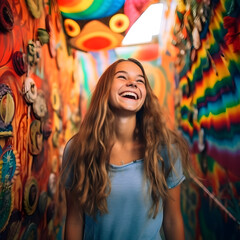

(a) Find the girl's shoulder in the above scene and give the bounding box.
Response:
[61,136,77,189]
[159,144,185,188]
[158,143,180,167]
[62,135,77,166]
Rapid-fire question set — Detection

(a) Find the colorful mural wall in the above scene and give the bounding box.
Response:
[56,0,156,52]
[171,0,240,238]
[1,0,240,239]
[0,0,82,238]
[1,0,165,238]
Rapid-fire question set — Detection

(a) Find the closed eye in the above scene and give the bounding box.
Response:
[117,75,127,79]
[137,79,145,84]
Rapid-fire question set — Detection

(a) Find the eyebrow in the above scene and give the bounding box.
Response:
[114,70,144,78]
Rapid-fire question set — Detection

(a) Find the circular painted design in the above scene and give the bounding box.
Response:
[52,130,59,148]
[51,84,61,111]
[12,51,27,76]
[109,13,129,33]
[0,0,14,32]
[23,77,37,104]
[29,120,43,155]
[64,19,80,37]
[83,35,111,50]
[0,147,16,183]
[23,177,39,215]
[32,90,47,119]
[0,83,15,136]
[0,187,13,232]
[0,93,15,125]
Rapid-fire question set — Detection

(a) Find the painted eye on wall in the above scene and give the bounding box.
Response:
[64,18,81,37]
[109,13,130,33]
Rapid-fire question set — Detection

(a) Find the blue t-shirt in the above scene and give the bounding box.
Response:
[62,140,185,240]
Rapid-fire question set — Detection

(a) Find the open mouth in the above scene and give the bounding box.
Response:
[120,91,139,100]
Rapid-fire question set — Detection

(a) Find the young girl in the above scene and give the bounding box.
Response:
[61,58,190,240]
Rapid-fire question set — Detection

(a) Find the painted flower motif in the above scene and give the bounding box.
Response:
[0,149,16,183]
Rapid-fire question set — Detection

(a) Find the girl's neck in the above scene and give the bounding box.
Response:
[113,114,137,144]
[110,115,144,165]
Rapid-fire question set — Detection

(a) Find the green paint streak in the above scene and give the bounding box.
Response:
[80,55,91,98]
[199,154,215,172]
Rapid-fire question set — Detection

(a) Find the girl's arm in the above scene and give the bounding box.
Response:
[64,190,84,240]
[162,185,185,240]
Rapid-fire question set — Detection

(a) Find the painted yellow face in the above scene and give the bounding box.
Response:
[109,61,146,114]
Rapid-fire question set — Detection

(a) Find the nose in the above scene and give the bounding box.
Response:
[126,80,137,88]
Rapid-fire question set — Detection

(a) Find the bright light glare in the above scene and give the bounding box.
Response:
[122,3,164,46]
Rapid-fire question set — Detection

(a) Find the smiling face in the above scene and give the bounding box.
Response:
[108,60,146,114]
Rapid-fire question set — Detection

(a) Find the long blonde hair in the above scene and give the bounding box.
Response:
[61,58,190,218]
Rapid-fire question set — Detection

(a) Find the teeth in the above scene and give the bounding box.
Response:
[120,92,138,99]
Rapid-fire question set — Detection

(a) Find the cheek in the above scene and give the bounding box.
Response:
[141,87,147,101]
[109,87,118,106]
[110,82,120,98]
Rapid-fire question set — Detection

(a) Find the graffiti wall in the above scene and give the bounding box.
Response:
[1,0,239,239]
[171,0,240,238]
[0,0,81,238]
